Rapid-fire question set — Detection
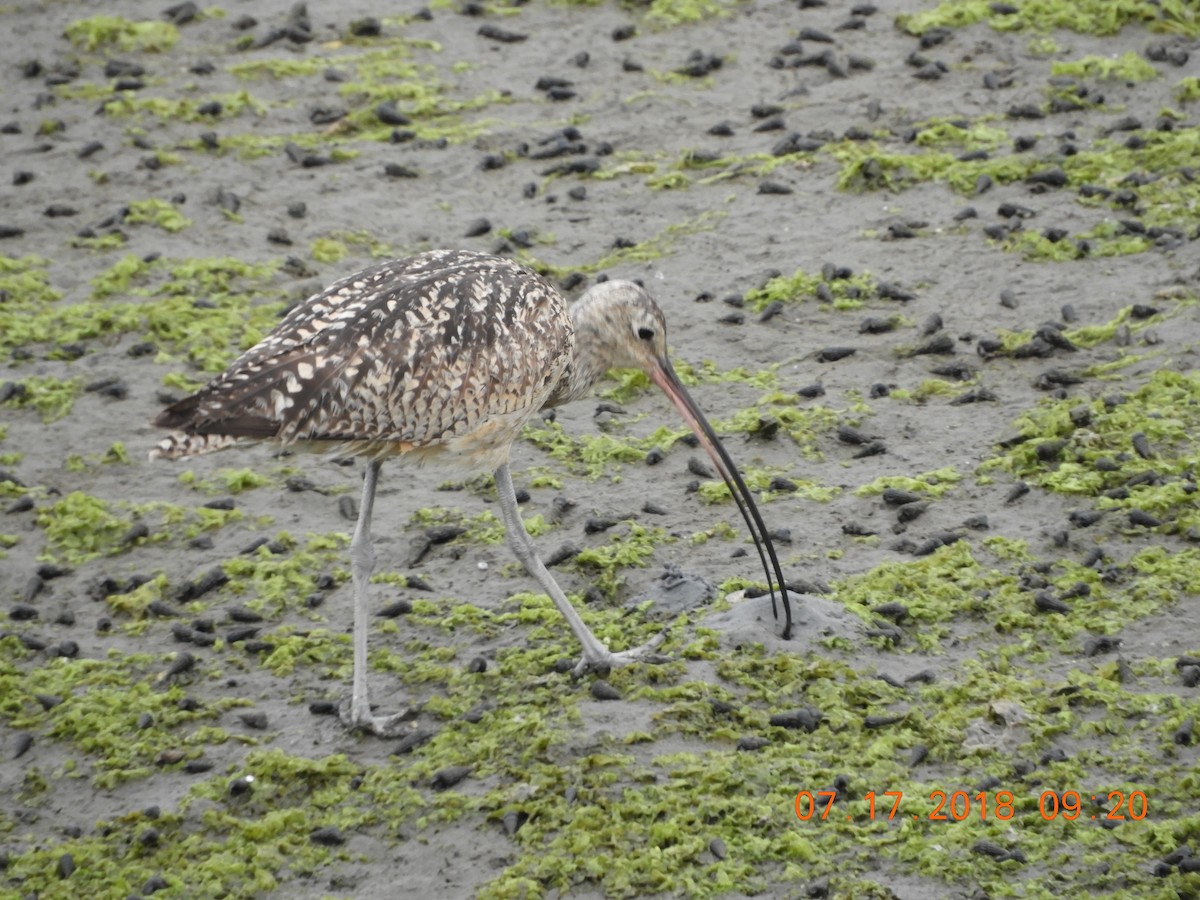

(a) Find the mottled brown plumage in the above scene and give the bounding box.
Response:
[152,250,572,468]
[152,249,791,736]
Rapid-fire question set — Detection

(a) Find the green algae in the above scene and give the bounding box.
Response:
[889,379,969,403]
[0,650,243,789]
[522,421,673,478]
[1177,76,1200,102]
[835,538,1197,652]
[1005,222,1153,260]
[222,535,349,619]
[896,0,1200,38]
[63,15,179,52]
[697,468,840,504]
[310,237,350,263]
[856,467,962,499]
[1051,51,1160,82]
[125,198,192,233]
[643,0,734,25]
[32,491,252,566]
[326,228,394,259]
[573,524,668,596]
[3,750,390,896]
[520,212,725,278]
[95,90,268,122]
[984,368,1200,535]
[0,376,82,423]
[0,254,284,373]
[183,467,272,495]
[913,119,1009,151]
[745,266,878,312]
[831,123,1200,253]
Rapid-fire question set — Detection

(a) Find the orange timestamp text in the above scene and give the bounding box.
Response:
[794,789,1149,823]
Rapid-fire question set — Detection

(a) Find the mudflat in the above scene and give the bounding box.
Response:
[1,1,1198,897]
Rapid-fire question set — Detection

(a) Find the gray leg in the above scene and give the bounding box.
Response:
[493,463,666,675]
[340,459,416,736]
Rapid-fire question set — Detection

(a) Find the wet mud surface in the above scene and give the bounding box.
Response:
[1,0,1199,897]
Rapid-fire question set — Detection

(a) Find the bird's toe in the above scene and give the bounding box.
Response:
[338,697,420,738]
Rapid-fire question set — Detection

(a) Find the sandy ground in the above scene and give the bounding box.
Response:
[1,0,1199,897]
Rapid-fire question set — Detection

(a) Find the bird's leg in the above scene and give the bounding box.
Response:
[341,459,417,737]
[493,463,667,676]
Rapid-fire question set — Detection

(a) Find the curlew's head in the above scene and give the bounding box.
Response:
[562,279,794,639]
[568,280,671,377]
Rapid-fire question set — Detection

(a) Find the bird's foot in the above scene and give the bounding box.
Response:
[571,629,670,678]
[338,697,421,738]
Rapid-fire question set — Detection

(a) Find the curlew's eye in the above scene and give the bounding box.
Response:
[636,326,655,342]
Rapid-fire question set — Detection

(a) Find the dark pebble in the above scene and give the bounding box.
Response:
[14,731,33,759]
[502,810,528,836]
[225,603,260,621]
[545,544,580,566]
[882,488,921,506]
[224,625,260,644]
[239,711,269,730]
[1128,509,1162,528]
[769,707,822,731]
[817,346,856,362]
[464,217,491,237]
[758,180,793,195]
[310,826,346,846]
[165,651,195,677]
[1034,591,1071,614]
[1131,431,1152,458]
[393,728,437,755]
[759,300,784,322]
[910,334,954,356]
[1173,718,1194,746]
[176,567,228,602]
[478,24,526,42]
[1026,167,1067,188]
[590,680,621,701]
[349,17,382,37]
[1084,636,1121,657]
[431,765,471,790]
[1005,482,1030,503]
[376,599,412,617]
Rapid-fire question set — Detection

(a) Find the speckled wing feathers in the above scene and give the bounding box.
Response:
[152,250,573,464]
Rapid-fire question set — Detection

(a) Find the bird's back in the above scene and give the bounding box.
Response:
[152,250,574,466]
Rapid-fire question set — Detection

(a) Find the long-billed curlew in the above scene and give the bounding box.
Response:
[151,249,791,736]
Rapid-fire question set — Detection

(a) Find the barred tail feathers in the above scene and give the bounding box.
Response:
[149,432,240,461]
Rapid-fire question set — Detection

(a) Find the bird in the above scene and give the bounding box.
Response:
[151,249,792,736]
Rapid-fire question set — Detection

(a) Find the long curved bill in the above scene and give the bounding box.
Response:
[649,357,793,640]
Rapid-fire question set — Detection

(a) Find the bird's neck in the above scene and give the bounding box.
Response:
[544,298,612,408]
